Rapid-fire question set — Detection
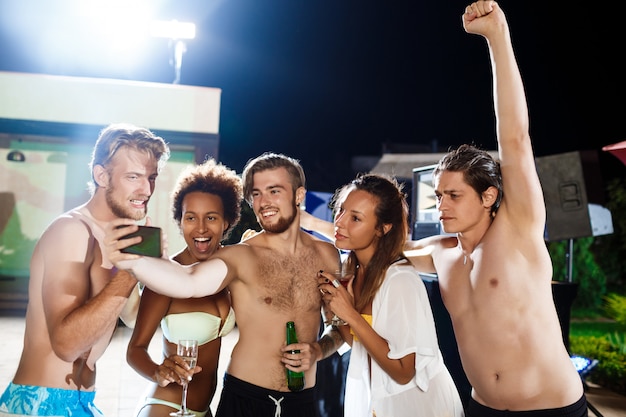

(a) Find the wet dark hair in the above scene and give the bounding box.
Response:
[331,173,408,312]
[241,152,306,205]
[433,144,503,216]
[171,158,243,240]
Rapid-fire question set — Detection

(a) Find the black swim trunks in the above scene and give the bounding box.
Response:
[215,373,316,417]
[466,394,588,417]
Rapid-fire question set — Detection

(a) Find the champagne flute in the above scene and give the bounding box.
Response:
[325,269,353,326]
[170,339,199,417]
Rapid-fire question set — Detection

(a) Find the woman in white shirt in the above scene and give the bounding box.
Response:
[317,173,464,417]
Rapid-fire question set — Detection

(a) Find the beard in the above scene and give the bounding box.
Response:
[258,204,297,234]
[105,185,147,221]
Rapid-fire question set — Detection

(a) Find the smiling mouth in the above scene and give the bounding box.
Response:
[194,237,212,252]
[261,209,277,218]
[130,199,146,207]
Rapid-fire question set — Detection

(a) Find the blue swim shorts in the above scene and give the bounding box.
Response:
[0,382,104,416]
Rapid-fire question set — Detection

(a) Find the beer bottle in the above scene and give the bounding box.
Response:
[285,321,305,391]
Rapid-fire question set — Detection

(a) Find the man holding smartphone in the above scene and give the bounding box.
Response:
[119,225,163,258]
[105,152,345,417]
[0,123,170,416]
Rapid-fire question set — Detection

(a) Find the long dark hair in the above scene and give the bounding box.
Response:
[331,173,408,312]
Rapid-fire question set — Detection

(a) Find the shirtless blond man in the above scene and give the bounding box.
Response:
[105,152,343,417]
[0,124,170,416]
[405,2,587,416]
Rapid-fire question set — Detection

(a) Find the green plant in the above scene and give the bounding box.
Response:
[570,318,626,394]
[570,335,626,395]
[548,237,606,310]
[571,307,604,320]
[606,332,626,355]
[570,320,625,338]
[604,293,626,326]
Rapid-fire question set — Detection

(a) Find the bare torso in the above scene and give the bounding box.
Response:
[13,208,116,390]
[216,231,339,391]
[431,218,582,410]
[140,292,230,412]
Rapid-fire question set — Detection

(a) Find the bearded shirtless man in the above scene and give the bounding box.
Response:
[105,152,343,417]
[0,124,170,416]
[404,2,587,416]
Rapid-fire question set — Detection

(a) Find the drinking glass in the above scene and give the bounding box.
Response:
[170,339,199,417]
[326,269,353,326]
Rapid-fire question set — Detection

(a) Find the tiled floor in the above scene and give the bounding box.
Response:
[0,313,237,416]
[1,312,625,417]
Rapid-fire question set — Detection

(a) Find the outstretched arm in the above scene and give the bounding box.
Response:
[128,256,229,298]
[300,210,335,241]
[300,210,438,273]
[104,219,231,298]
[464,1,545,231]
[403,236,438,274]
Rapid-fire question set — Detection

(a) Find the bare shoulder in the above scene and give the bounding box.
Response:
[46,211,90,234]
[36,213,95,256]
[405,234,456,274]
[213,240,257,260]
[429,235,460,259]
[299,231,340,271]
[405,233,454,251]
[303,230,338,254]
[212,235,277,270]
[438,235,459,249]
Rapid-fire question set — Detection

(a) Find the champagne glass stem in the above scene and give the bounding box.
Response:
[181,380,189,414]
[171,340,198,417]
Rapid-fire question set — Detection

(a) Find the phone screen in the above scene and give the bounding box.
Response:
[120,225,162,257]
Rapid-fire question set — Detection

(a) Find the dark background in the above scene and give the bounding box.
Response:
[1,0,625,192]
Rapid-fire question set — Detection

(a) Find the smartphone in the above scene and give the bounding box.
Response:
[119,225,162,258]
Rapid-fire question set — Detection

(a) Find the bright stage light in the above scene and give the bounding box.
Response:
[150,20,196,40]
[0,0,198,83]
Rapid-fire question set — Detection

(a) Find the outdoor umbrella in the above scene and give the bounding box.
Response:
[602,140,626,166]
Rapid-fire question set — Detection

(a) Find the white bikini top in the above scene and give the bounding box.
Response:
[160,307,236,346]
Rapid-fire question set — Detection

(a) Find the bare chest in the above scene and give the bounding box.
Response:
[254,249,324,312]
[435,239,542,318]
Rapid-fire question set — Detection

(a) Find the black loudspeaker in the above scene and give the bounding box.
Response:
[552,281,578,353]
[421,276,472,408]
[535,150,608,242]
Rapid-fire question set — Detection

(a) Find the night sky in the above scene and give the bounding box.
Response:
[1,0,625,192]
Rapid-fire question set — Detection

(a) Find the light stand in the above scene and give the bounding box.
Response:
[566,238,574,282]
[171,39,187,84]
[151,20,196,84]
